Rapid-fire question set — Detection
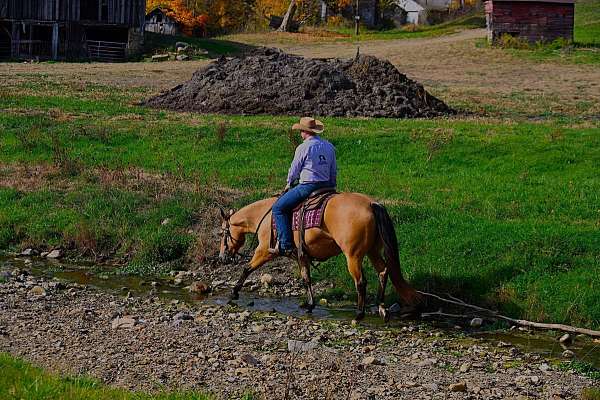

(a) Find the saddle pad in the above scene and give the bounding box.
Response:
[272,193,335,232]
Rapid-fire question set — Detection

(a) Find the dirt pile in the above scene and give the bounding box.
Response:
[145,48,453,118]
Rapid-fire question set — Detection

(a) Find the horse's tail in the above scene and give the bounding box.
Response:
[371,203,421,306]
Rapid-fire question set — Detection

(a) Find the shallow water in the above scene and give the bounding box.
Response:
[2,254,599,369]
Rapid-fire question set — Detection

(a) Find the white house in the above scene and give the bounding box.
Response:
[395,0,427,24]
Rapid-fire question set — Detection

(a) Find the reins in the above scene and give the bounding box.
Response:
[223,204,273,262]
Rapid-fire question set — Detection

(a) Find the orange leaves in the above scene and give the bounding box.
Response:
[146,0,208,36]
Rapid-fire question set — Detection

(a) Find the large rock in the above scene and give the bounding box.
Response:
[19,248,37,256]
[111,316,136,329]
[29,286,46,296]
[287,339,318,352]
[260,273,273,287]
[449,382,467,392]
[145,48,453,118]
[46,249,62,259]
[151,54,170,62]
[189,281,211,294]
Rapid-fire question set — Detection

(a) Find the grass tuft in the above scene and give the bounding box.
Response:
[0,353,213,400]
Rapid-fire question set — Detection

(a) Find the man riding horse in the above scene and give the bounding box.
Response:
[270,117,337,258]
[219,117,420,320]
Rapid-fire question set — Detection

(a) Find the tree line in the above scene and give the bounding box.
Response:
[146,0,355,35]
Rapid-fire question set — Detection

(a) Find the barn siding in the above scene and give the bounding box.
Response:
[486,1,574,43]
[1,0,144,27]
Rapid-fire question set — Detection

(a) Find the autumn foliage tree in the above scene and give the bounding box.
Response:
[146,0,208,36]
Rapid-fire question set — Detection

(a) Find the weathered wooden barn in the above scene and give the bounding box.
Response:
[145,7,179,36]
[485,0,574,44]
[0,0,146,61]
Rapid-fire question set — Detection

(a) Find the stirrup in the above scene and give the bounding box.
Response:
[269,242,296,259]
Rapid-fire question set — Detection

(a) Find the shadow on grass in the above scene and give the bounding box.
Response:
[143,31,259,59]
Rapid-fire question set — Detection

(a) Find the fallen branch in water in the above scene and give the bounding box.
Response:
[417,290,600,338]
[421,310,478,320]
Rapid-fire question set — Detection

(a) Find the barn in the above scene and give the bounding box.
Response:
[145,7,179,36]
[0,0,146,62]
[485,0,574,44]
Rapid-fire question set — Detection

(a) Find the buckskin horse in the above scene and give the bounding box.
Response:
[218,192,421,320]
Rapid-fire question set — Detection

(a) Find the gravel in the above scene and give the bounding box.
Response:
[0,271,594,399]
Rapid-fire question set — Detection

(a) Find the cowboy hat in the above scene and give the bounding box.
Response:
[292,117,324,134]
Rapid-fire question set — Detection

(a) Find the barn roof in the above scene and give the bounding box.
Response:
[146,7,174,17]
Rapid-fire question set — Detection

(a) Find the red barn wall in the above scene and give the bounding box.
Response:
[486,1,574,43]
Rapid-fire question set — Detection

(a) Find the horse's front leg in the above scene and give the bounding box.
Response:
[299,257,315,313]
[230,248,272,301]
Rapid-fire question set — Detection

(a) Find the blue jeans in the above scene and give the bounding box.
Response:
[272,182,333,251]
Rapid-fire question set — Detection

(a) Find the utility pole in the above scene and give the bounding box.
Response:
[354,0,360,36]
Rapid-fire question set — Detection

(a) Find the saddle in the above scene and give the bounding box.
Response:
[271,187,337,260]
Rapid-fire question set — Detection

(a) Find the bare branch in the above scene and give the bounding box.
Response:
[417,290,600,338]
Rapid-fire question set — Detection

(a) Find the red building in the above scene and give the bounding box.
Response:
[485,0,574,44]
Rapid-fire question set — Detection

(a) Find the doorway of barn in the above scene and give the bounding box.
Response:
[0,23,10,59]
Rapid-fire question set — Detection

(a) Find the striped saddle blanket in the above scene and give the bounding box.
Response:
[273,191,337,232]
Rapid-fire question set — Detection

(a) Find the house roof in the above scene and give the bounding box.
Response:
[395,0,425,12]
[489,0,574,3]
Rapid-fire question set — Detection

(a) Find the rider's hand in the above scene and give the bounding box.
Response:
[284,183,291,192]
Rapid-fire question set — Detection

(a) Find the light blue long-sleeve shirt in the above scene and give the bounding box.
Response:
[287,136,337,186]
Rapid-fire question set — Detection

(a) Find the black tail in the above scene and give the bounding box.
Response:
[371,203,421,305]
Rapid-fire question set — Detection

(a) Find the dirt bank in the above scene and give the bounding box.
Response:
[0,267,595,399]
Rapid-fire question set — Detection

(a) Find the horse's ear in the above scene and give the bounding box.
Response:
[228,209,235,217]
[219,207,227,220]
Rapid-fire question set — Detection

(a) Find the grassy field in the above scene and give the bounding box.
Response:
[327,13,486,41]
[0,68,599,329]
[223,13,485,45]
[0,353,216,400]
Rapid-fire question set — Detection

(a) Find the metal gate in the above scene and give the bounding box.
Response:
[86,40,127,62]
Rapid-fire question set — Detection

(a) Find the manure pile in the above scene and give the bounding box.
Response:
[145,48,453,118]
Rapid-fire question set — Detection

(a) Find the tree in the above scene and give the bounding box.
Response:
[277,0,297,31]
[146,0,208,36]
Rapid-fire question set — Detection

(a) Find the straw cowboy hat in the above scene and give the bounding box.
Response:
[292,117,324,134]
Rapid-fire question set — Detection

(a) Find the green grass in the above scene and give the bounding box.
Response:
[142,32,246,60]
[324,13,485,41]
[560,360,600,381]
[575,0,600,45]
[0,73,599,329]
[0,353,212,400]
[582,387,600,400]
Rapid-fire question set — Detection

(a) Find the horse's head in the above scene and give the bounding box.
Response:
[218,207,245,263]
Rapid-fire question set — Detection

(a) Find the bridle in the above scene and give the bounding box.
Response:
[221,218,242,255]
[220,206,273,262]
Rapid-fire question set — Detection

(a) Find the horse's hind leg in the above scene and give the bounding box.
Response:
[368,250,389,322]
[345,254,367,320]
[299,257,315,313]
[231,248,272,300]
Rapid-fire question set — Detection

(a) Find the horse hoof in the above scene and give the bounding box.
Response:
[229,292,239,301]
[378,305,389,322]
[300,302,315,313]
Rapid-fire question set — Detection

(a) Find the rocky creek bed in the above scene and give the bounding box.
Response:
[144,47,453,118]
[0,258,598,399]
